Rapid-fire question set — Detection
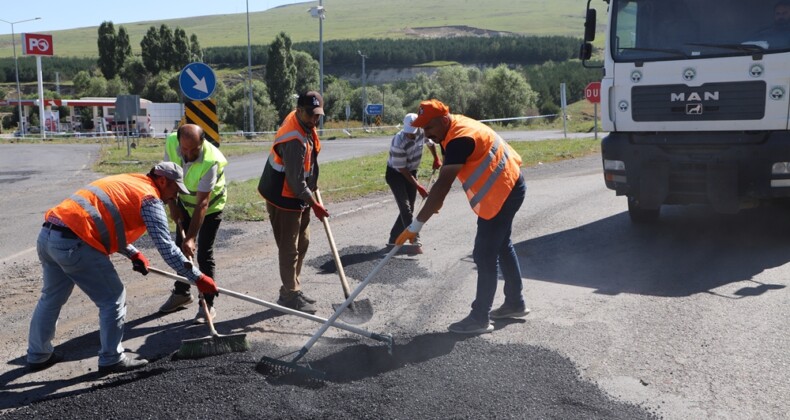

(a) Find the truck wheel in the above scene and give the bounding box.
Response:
[627,197,660,223]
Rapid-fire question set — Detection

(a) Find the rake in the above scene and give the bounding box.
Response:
[145,266,394,355]
[259,244,402,379]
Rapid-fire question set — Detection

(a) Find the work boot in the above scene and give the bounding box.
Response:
[193,304,217,324]
[489,302,531,320]
[98,356,148,375]
[277,291,317,314]
[159,291,194,313]
[448,315,494,334]
[28,350,64,372]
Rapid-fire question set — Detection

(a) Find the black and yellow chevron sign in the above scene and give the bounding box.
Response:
[184,99,220,146]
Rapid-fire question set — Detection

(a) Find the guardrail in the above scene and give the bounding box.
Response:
[1,114,563,141]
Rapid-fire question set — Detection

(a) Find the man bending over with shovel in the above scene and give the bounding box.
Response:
[396,99,529,335]
[27,162,219,374]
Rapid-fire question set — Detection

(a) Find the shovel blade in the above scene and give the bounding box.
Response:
[332,299,374,325]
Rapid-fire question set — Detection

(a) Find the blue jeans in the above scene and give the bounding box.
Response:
[470,175,527,322]
[28,227,127,367]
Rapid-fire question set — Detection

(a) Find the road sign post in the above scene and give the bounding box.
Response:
[585,82,601,139]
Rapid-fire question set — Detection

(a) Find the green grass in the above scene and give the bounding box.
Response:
[93,137,265,175]
[222,138,600,221]
[32,134,599,222]
[0,0,601,58]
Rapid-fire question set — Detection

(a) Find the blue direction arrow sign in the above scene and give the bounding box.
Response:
[179,62,216,101]
[365,103,383,115]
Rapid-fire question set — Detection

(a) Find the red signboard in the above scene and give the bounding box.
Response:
[585,82,601,104]
[22,33,54,56]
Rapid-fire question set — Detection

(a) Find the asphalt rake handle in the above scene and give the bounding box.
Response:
[146,266,393,345]
[260,244,402,378]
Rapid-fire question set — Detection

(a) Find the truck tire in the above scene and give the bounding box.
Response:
[627,197,660,223]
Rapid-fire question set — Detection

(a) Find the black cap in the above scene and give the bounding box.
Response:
[297,91,325,116]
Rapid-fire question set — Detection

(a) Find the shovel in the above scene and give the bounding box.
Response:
[314,189,374,324]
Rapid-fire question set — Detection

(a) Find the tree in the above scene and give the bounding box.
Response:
[480,65,538,125]
[72,71,92,95]
[435,66,475,115]
[158,25,176,71]
[265,32,297,123]
[142,73,180,102]
[97,22,118,79]
[173,28,191,70]
[115,27,132,71]
[140,26,161,74]
[223,80,277,132]
[323,76,352,122]
[293,50,319,95]
[190,34,203,62]
[120,58,149,95]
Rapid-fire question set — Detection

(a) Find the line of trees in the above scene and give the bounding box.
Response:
[1,26,601,132]
[203,35,581,68]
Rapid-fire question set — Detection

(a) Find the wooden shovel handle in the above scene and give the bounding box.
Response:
[315,190,352,298]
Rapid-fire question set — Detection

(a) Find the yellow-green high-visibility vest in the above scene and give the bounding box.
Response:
[165,133,227,216]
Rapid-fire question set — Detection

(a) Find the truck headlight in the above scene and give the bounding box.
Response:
[772,162,790,174]
[604,159,625,171]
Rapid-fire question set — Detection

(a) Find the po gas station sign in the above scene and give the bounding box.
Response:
[23,33,55,138]
[22,33,53,56]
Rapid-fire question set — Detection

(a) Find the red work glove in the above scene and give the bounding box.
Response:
[130,252,150,275]
[432,156,442,171]
[311,202,329,221]
[196,274,219,295]
[416,183,429,198]
[396,221,424,246]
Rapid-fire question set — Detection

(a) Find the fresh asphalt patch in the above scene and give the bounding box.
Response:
[308,245,430,286]
[2,335,658,419]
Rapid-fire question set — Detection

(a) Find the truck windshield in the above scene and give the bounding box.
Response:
[612,0,790,61]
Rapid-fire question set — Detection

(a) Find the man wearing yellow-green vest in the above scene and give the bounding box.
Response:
[159,124,228,323]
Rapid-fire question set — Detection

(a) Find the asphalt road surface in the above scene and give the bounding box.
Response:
[0,135,787,419]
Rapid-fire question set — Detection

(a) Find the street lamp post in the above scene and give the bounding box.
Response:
[245,0,255,136]
[358,50,367,128]
[1,17,41,138]
[308,2,326,131]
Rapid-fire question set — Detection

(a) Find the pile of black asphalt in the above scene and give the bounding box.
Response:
[3,336,658,419]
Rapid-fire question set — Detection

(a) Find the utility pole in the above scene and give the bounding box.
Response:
[1,17,41,138]
[245,0,255,136]
[358,50,367,128]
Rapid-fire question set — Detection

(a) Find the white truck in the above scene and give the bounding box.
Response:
[580,0,790,222]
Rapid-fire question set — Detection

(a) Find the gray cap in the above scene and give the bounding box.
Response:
[153,161,190,194]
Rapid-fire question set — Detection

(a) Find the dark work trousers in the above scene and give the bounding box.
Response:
[385,166,418,244]
[173,202,222,307]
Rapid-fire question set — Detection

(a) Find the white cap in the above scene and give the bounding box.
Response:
[402,113,419,135]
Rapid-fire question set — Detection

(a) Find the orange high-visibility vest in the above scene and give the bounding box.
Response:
[441,115,523,220]
[45,174,160,255]
[258,110,321,210]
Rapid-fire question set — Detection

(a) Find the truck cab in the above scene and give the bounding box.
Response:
[581,0,790,222]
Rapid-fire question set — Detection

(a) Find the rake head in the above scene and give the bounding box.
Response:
[257,355,327,381]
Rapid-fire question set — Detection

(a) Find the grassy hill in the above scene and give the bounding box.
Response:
[0,0,593,58]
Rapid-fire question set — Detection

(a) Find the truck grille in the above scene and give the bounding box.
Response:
[632,81,765,122]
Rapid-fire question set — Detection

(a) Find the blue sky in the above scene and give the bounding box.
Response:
[0,0,306,35]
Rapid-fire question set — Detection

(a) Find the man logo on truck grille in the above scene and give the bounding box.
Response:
[686,104,703,115]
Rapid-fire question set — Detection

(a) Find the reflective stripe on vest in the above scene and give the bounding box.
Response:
[443,115,522,220]
[45,174,158,255]
[462,136,511,210]
[67,185,127,253]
